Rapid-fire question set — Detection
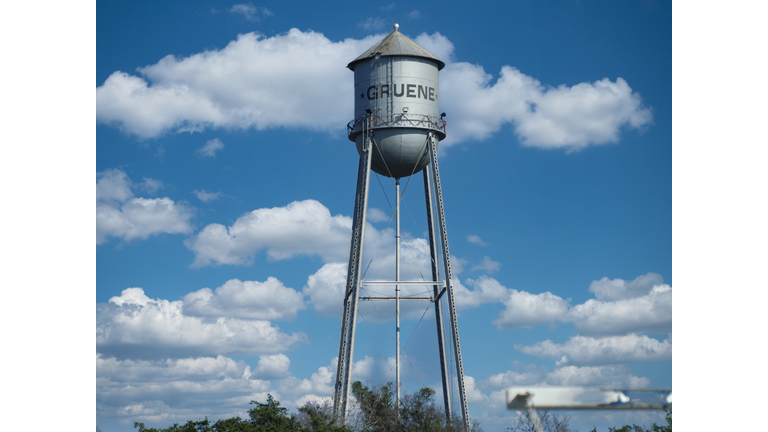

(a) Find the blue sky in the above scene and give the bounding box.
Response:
[12,2,768,432]
[93,1,673,431]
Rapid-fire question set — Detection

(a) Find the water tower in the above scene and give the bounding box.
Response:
[333,24,470,429]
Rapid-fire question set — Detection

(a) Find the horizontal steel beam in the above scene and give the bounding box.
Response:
[360,296,434,301]
[362,280,445,286]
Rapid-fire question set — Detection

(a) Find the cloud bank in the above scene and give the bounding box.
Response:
[96,29,652,151]
[483,364,649,389]
[97,353,273,424]
[96,30,378,139]
[97,353,340,425]
[515,334,672,366]
[439,64,652,149]
[97,287,307,360]
[185,198,671,341]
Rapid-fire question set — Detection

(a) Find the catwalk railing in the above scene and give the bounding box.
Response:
[347,114,447,137]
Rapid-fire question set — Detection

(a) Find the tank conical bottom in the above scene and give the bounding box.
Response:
[355,128,432,178]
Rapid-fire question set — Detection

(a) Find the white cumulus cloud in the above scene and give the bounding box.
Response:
[96,29,651,151]
[453,276,570,329]
[488,272,671,334]
[439,63,652,150]
[567,284,672,335]
[251,354,291,379]
[277,358,336,401]
[453,276,509,309]
[96,169,193,244]
[185,200,353,267]
[96,30,379,139]
[484,365,548,388]
[413,32,456,65]
[97,168,134,202]
[348,356,409,384]
[303,250,475,322]
[97,287,306,360]
[303,262,348,318]
[515,334,671,366]
[493,287,570,330]
[463,375,488,403]
[483,363,648,389]
[185,198,468,320]
[97,353,273,425]
[366,207,390,223]
[545,365,650,388]
[182,277,306,321]
[588,272,664,301]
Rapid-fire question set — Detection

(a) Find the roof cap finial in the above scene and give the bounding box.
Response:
[394,23,399,31]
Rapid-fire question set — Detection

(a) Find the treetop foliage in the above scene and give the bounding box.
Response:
[133,383,480,432]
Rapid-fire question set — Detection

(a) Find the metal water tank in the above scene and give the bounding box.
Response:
[347,24,446,179]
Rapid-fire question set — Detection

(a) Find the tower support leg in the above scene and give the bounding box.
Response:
[333,125,374,423]
[428,132,470,430]
[423,164,452,421]
[395,178,401,413]
[334,128,470,430]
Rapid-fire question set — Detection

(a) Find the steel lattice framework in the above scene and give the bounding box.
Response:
[332,123,470,431]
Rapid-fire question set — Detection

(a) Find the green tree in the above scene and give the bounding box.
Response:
[351,381,397,431]
[212,416,260,432]
[247,394,301,431]
[608,426,648,432]
[399,387,444,432]
[132,395,300,432]
[134,418,214,432]
[349,381,481,432]
[296,402,350,432]
[131,387,481,432]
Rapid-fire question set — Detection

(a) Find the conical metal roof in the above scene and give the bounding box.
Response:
[347,24,445,71]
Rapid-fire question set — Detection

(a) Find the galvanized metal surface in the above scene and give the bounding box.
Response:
[335,26,470,430]
[359,296,434,301]
[333,118,373,421]
[351,57,440,122]
[347,24,445,71]
[428,132,470,430]
[348,25,445,178]
[332,130,471,430]
[354,130,433,178]
[361,280,446,286]
[424,163,453,423]
[395,177,401,411]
